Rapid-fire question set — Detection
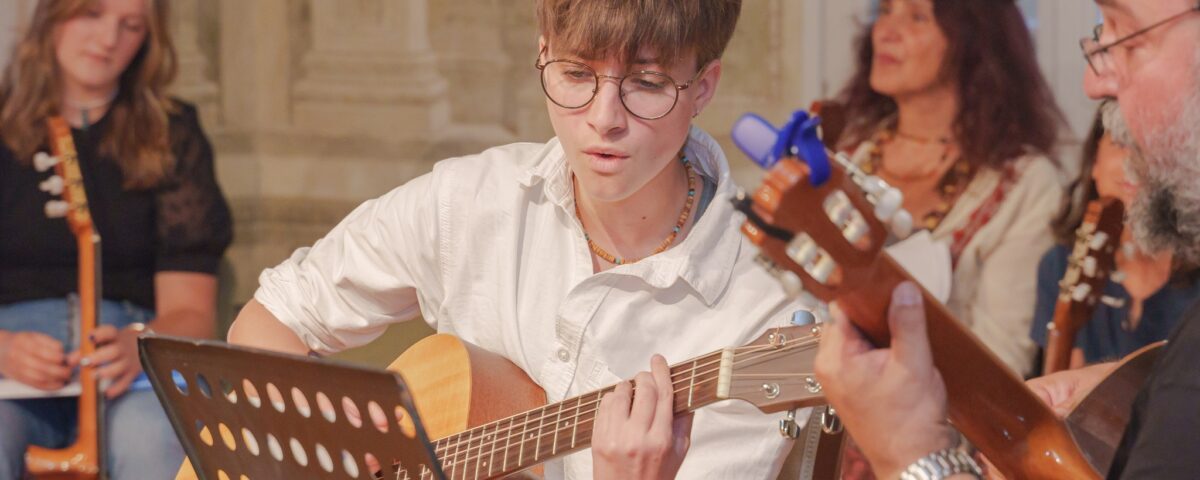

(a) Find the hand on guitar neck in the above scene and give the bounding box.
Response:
[814,282,961,479]
[592,355,694,480]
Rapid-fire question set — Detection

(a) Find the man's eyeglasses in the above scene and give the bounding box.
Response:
[534,51,705,121]
[1080,5,1200,78]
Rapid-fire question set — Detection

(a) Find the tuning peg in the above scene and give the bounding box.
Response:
[1071,283,1093,302]
[811,256,836,283]
[1089,232,1110,250]
[778,409,802,439]
[33,152,59,172]
[890,209,914,239]
[786,238,820,267]
[860,175,889,195]
[1081,256,1098,277]
[39,175,64,195]
[1100,295,1127,308]
[791,310,817,326]
[1111,270,1127,283]
[843,219,868,244]
[44,200,70,218]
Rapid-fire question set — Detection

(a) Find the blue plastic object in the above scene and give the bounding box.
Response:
[730,109,832,186]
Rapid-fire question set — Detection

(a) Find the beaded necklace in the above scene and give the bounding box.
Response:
[576,155,696,266]
[861,126,974,231]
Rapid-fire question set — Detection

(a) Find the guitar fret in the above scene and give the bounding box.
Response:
[551,400,564,456]
[518,410,529,467]
[533,405,546,462]
[687,358,698,408]
[571,395,581,450]
[473,423,483,480]
[501,415,513,473]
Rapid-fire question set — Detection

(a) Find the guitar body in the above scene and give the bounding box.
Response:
[388,335,547,446]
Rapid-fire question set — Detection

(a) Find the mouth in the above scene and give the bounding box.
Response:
[581,148,631,174]
[874,53,901,67]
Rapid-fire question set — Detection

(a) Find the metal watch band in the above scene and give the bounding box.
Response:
[898,447,983,480]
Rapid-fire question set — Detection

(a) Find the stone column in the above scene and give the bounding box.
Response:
[293,0,450,140]
[170,0,219,124]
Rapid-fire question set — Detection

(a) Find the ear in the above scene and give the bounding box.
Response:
[690,59,722,116]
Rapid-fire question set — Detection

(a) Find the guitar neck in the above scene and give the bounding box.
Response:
[432,351,725,480]
[840,255,1098,479]
[1043,298,1084,375]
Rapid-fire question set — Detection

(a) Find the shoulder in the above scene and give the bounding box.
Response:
[427,140,560,190]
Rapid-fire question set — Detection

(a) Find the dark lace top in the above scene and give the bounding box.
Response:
[0,101,233,310]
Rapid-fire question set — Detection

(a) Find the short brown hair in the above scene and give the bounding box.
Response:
[0,0,178,189]
[535,0,742,69]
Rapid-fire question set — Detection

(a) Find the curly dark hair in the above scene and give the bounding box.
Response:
[835,0,1065,171]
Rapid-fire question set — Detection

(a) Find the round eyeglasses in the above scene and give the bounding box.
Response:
[1080,5,1200,79]
[535,55,704,120]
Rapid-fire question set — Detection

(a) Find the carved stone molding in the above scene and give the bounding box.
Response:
[293,0,450,140]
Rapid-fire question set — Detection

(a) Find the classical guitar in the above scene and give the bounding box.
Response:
[175,322,827,480]
[737,111,1153,479]
[1043,198,1124,375]
[25,117,106,479]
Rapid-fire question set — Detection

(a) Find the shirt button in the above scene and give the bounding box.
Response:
[556,348,571,362]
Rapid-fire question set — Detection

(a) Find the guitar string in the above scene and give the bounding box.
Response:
[433,337,822,475]
[432,337,816,455]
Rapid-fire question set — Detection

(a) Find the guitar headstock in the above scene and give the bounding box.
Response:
[1058,198,1125,320]
[741,154,895,302]
[716,324,827,413]
[39,117,93,236]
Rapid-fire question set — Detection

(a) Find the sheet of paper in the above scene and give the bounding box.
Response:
[0,379,81,399]
[884,231,953,304]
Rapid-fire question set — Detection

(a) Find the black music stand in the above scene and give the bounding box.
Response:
[138,335,445,480]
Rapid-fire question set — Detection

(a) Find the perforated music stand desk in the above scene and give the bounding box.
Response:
[139,335,446,480]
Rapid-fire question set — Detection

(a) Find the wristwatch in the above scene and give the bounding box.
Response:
[899,447,983,480]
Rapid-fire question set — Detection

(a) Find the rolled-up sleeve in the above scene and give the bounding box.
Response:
[254,168,445,354]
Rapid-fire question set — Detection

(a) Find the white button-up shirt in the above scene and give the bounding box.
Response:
[256,126,813,479]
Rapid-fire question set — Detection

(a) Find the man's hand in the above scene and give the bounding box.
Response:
[0,331,77,390]
[1026,361,1117,417]
[592,354,694,480]
[814,282,957,478]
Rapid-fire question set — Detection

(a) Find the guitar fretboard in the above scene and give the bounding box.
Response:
[429,350,725,480]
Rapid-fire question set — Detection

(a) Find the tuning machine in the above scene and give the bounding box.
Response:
[33,151,60,172]
[45,200,70,218]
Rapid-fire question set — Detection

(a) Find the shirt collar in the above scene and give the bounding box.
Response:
[518,126,742,306]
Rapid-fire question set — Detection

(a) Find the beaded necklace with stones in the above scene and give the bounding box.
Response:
[576,155,697,266]
[861,126,975,231]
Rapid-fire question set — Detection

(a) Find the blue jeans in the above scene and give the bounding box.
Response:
[0,298,184,480]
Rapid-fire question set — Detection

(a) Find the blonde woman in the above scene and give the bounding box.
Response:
[0,0,231,477]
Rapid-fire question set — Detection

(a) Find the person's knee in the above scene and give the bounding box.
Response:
[106,391,184,478]
[0,401,30,476]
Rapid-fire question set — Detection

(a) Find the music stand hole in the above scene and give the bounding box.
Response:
[342,397,363,428]
[342,450,360,478]
[316,391,336,423]
[218,423,236,451]
[292,387,312,418]
[197,420,213,447]
[242,428,260,456]
[219,378,238,404]
[196,373,213,399]
[315,443,334,473]
[367,401,388,433]
[266,434,283,462]
[290,437,309,467]
[171,370,188,395]
[266,383,286,413]
[242,379,261,408]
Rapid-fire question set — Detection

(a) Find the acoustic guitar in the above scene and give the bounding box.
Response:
[1043,198,1124,375]
[737,121,1155,479]
[25,117,106,479]
[176,321,828,479]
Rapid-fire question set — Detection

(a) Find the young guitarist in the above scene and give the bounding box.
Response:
[225,1,809,478]
[814,0,1200,478]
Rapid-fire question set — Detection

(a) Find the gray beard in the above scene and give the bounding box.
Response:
[1106,83,1200,264]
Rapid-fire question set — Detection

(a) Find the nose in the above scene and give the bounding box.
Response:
[96,16,120,50]
[586,77,628,136]
[1083,65,1119,100]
